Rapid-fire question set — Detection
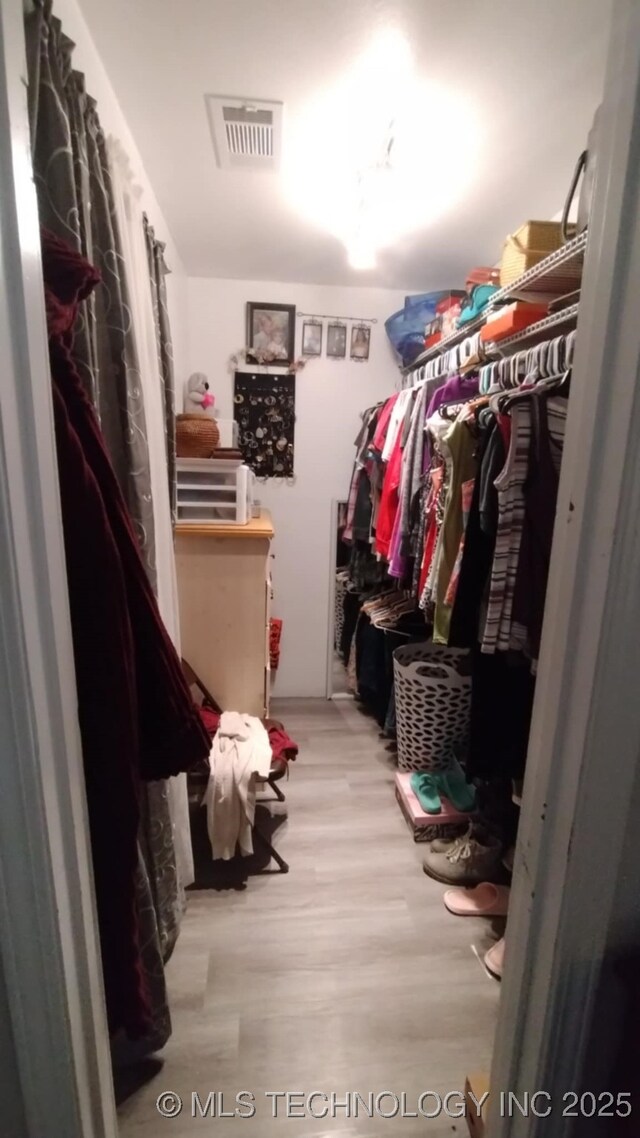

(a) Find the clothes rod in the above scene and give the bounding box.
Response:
[402,320,577,381]
[296,312,378,324]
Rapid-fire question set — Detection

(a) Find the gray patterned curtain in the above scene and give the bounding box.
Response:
[144,215,177,521]
[25,0,182,1054]
[26,2,156,580]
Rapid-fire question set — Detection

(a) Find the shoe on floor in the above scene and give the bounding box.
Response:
[484,937,505,980]
[422,825,502,886]
[429,829,467,854]
[443,882,511,917]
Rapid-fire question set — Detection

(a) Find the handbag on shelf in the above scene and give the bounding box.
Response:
[458,283,499,326]
[561,106,600,241]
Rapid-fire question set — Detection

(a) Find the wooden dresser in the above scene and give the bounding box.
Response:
[175,510,274,717]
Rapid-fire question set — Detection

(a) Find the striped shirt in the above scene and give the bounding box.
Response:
[482,400,532,654]
[509,395,568,663]
[482,393,568,656]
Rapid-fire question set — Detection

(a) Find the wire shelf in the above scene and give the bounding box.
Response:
[487,303,580,353]
[400,310,487,374]
[489,231,587,306]
[401,231,587,376]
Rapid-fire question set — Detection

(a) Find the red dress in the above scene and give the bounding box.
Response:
[375,429,404,559]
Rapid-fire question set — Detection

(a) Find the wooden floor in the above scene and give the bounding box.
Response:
[118,698,500,1137]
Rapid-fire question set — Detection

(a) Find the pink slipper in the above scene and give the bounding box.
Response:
[443,882,511,917]
[484,937,505,979]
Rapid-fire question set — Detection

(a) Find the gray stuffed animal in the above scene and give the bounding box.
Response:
[184,372,216,417]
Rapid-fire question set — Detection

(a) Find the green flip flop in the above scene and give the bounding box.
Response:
[434,759,476,812]
[410,772,442,815]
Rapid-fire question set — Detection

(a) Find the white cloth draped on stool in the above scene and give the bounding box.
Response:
[204,712,272,860]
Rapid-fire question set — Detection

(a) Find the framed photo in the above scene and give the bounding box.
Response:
[327,322,347,359]
[302,320,323,357]
[350,324,371,362]
[246,302,295,364]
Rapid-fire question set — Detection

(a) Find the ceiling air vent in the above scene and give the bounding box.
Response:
[205,95,283,171]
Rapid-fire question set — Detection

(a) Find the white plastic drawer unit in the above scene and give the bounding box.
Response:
[176,458,252,524]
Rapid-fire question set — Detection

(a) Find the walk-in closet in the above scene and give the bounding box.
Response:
[2,2,640,1137]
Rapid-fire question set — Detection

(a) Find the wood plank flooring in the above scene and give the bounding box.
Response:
[117,698,500,1137]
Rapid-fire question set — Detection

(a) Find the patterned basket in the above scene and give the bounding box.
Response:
[499,220,564,287]
[334,573,346,652]
[269,618,283,671]
[393,642,471,772]
[176,414,220,458]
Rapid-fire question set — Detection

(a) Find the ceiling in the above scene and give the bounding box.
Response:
[79,0,612,289]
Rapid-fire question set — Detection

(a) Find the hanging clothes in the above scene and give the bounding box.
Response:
[342,332,573,787]
[26,1,190,1054]
[388,380,430,581]
[433,412,479,644]
[510,395,567,666]
[42,229,211,1038]
[467,646,536,781]
[419,409,454,612]
[375,388,415,558]
[481,399,533,654]
[449,418,505,648]
[343,403,381,542]
[417,463,445,602]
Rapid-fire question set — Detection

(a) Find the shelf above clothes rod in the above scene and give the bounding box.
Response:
[488,303,580,353]
[400,311,487,374]
[487,231,587,306]
[400,231,588,377]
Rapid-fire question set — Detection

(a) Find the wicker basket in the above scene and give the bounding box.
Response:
[176,414,220,458]
[499,221,564,287]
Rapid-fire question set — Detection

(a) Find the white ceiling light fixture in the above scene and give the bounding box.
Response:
[206,94,284,170]
[284,29,481,270]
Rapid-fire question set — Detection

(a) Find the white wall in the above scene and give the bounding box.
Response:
[52,0,189,386]
[42,4,410,698]
[187,277,407,697]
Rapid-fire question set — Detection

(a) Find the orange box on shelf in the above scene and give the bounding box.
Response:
[424,332,442,349]
[480,301,548,344]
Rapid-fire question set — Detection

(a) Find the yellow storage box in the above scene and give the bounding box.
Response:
[499,220,565,287]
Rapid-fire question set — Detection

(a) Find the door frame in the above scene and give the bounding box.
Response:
[490,1,640,1132]
[0,1,116,1135]
[2,0,640,1136]
[325,497,352,699]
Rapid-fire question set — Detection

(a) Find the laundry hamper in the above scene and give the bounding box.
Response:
[393,642,471,772]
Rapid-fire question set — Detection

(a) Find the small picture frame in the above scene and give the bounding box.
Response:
[326,322,347,359]
[350,324,371,362]
[302,320,323,357]
[246,302,295,364]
